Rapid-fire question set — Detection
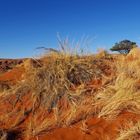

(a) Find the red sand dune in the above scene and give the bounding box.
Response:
[0,66,25,84]
[31,112,140,140]
[0,57,139,140]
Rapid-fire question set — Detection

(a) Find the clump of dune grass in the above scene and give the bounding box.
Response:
[97,52,140,119]
[25,52,96,110]
[117,121,140,140]
[24,41,112,112]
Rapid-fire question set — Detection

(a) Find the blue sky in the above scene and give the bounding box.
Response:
[0,0,140,58]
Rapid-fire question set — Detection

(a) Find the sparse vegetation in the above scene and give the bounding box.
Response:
[0,43,140,140]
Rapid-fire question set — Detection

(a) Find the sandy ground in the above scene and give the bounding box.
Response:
[0,57,140,140]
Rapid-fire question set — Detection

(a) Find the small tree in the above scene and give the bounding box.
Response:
[110,40,138,54]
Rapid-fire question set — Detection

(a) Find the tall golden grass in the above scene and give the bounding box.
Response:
[97,52,140,119]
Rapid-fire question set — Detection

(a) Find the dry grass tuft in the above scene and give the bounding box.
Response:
[97,53,140,119]
[117,121,140,140]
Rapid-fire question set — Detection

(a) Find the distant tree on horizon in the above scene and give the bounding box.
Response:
[110,40,138,54]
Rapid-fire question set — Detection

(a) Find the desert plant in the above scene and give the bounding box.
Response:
[97,54,140,119]
[110,40,137,54]
[25,52,96,111]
